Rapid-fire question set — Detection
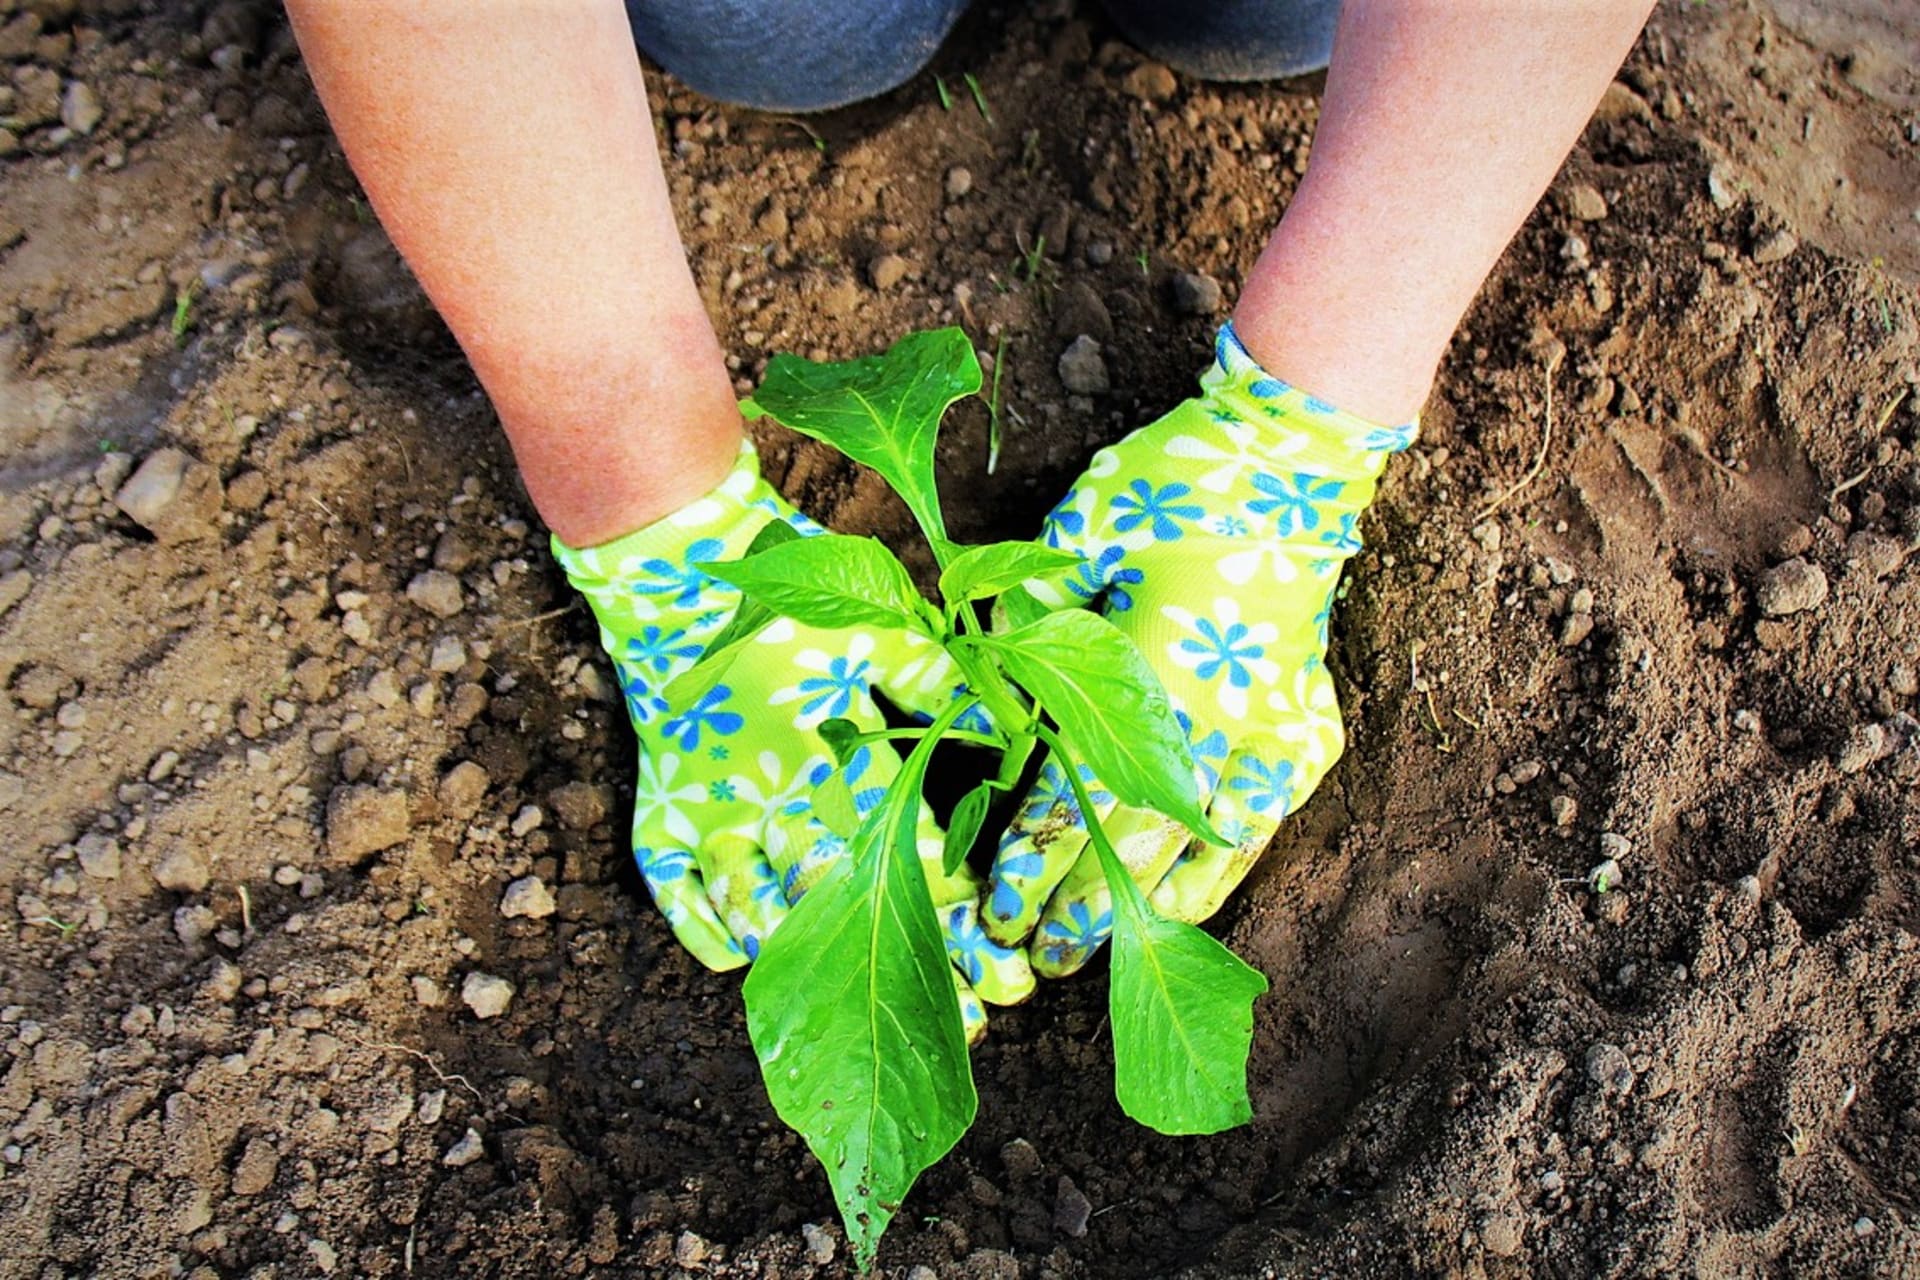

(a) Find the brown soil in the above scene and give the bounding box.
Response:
[3,2,1919,1277]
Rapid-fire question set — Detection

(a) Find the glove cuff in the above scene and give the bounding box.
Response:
[550,439,777,592]
[1203,321,1420,472]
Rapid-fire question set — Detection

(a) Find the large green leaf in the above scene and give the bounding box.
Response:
[1098,824,1268,1134]
[661,520,800,705]
[742,705,976,1270]
[697,534,932,637]
[1044,731,1268,1136]
[742,328,981,549]
[937,541,1082,605]
[967,611,1218,843]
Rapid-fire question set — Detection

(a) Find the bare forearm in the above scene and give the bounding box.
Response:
[285,0,740,545]
[1234,0,1656,425]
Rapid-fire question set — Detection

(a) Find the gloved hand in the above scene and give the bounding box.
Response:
[984,322,1416,975]
[553,442,1033,1039]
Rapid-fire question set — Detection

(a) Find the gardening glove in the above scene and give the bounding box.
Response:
[983,321,1416,976]
[553,441,1034,1039]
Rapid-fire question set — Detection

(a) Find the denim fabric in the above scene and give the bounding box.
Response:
[627,0,1341,111]
[1098,0,1338,81]
[626,0,971,112]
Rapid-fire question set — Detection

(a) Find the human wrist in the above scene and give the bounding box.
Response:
[550,438,779,585]
[1231,179,1456,426]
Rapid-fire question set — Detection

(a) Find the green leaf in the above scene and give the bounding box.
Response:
[938,542,1083,605]
[743,704,976,1270]
[811,771,861,838]
[817,717,863,767]
[661,521,801,704]
[743,328,981,549]
[1095,814,1268,1134]
[967,611,1218,843]
[941,782,994,876]
[994,583,1056,631]
[698,534,930,636]
[1042,730,1267,1136]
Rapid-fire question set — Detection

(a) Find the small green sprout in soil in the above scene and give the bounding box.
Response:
[964,72,993,125]
[677,328,1267,1269]
[935,74,953,111]
[171,280,199,345]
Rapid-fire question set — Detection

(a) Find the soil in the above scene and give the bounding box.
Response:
[3,1,1919,1277]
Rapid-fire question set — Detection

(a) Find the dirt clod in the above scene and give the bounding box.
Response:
[1755,556,1829,616]
[114,448,223,544]
[324,784,410,863]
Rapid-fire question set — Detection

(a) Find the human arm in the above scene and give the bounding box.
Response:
[989,0,1658,966]
[283,0,739,547]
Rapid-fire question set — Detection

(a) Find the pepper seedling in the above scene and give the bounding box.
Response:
[680,328,1268,1269]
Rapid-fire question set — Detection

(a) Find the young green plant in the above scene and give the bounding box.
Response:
[681,328,1267,1268]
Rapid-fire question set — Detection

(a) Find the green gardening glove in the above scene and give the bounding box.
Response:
[553,443,1034,1039]
[984,322,1416,976]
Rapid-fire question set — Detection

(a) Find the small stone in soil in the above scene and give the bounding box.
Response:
[428,636,467,674]
[1585,1042,1635,1095]
[442,1128,485,1167]
[1167,270,1222,314]
[437,760,490,819]
[1750,228,1798,264]
[1565,182,1608,221]
[115,448,224,544]
[1754,557,1827,616]
[800,1222,836,1265]
[1054,1175,1092,1237]
[500,876,556,920]
[674,1231,710,1267]
[1121,61,1178,102]
[461,971,514,1019]
[76,834,120,880]
[1550,794,1578,827]
[1835,722,1887,775]
[945,166,972,200]
[868,252,909,291]
[406,570,466,618]
[60,80,102,135]
[1058,335,1110,394]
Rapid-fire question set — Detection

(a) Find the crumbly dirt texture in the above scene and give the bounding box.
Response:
[3,2,1918,1277]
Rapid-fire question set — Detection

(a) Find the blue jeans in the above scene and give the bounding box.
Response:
[626,0,1340,112]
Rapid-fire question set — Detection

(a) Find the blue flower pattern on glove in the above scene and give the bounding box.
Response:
[1247,473,1346,537]
[661,685,745,751]
[1064,544,1144,613]
[1111,479,1205,541]
[633,536,730,609]
[1178,616,1267,689]
[1039,900,1113,964]
[1227,757,1296,816]
[796,654,873,719]
[625,624,703,675]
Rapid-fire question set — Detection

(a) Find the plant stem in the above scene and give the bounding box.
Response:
[1033,723,1130,895]
[843,724,1004,753]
